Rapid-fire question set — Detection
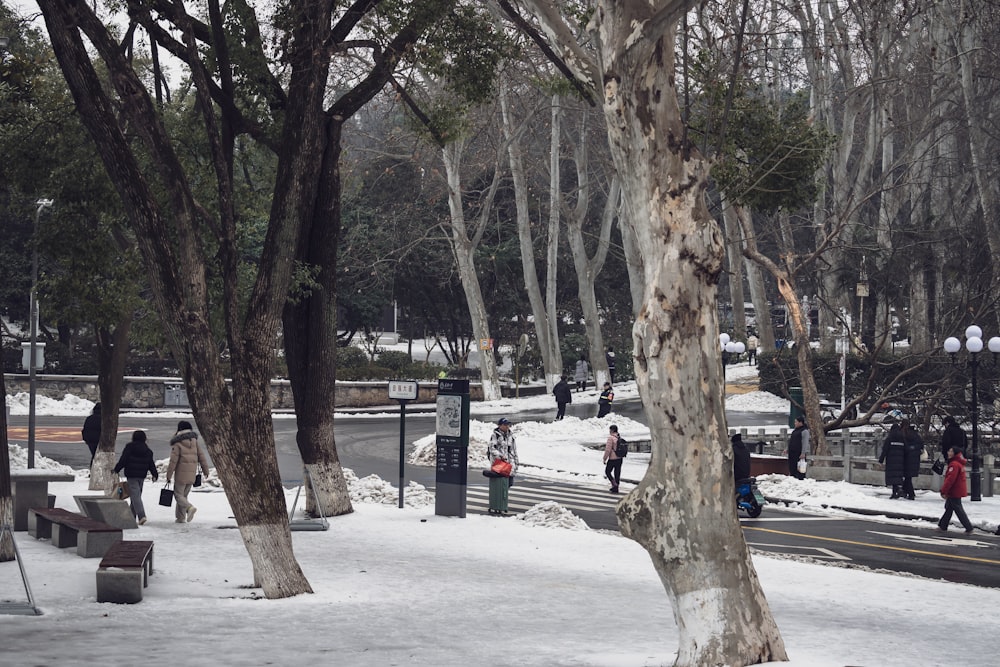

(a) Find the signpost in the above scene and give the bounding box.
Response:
[388,380,419,509]
[434,378,470,517]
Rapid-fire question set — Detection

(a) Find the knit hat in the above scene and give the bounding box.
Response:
[177,420,193,431]
[132,430,147,443]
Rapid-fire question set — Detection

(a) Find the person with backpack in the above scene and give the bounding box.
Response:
[552,375,572,420]
[597,382,614,418]
[603,424,626,493]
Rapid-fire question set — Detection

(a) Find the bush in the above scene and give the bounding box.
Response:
[377,350,412,372]
[337,345,368,369]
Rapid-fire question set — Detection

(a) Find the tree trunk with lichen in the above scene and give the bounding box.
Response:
[594,2,788,664]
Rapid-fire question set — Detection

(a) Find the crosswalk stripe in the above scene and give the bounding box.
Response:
[466,487,619,512]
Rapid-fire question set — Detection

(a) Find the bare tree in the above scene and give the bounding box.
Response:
[507,1,787,663]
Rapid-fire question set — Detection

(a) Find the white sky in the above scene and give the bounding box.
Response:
[4,362,1000,666]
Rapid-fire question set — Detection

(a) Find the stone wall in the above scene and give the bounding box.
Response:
[4,375,480,409]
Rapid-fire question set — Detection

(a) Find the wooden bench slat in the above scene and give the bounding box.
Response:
[99,541,154,569]
[30,507,120,533]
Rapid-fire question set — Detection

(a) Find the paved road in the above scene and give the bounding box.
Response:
[10,404,1000,588]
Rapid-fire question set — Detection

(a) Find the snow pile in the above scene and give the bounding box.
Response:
[725,390,791,412]
[6,391,95,416]
[7,442,78,477]
[516,500,590,531]
[347,470,435,508]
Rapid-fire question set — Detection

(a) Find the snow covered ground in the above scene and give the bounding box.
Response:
[3,363,1000,666]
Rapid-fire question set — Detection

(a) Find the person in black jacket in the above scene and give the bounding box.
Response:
[732,434,751,486]
[879,423,906,499]
[597,382,614,418]
[113,430,159,525]
[787,416,810,479]
[81,403,102,464]
[552,376,572,420]
[900,420,923,500]
[939,417,967,459]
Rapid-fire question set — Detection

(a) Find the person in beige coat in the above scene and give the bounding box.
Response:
[166,420,211,523]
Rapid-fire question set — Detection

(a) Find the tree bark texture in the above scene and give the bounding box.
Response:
[592,2,787,664]
[501,86,561,390]
[89,318,131,491]
[441,141,503,401]
[38,0,313,597]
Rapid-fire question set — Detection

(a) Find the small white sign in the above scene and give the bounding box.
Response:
[388,381,418,400]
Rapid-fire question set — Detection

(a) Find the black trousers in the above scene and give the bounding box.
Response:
[939,497,973,531]
[556,402,568,420]
[787,446,804,479]
[605,459,623,489]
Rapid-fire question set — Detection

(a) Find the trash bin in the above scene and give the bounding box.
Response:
[789,386,804,428]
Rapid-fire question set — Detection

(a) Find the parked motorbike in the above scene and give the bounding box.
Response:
[736,477,765,518]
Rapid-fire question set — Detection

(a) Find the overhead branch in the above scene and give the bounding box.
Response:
[495,0,596,106]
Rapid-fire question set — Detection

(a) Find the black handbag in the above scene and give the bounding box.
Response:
[159,485,174,507]
[931,459,945,476]
[194,473,202,487]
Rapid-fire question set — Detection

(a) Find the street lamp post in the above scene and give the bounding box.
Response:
[943,325,1000,502]
[27,199,53,469]
[719,333,745,373]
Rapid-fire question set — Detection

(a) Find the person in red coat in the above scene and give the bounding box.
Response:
[937,446,974,533]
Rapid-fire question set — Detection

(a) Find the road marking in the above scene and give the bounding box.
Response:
[7,426,132,443]
[744,526,1000,565]
[747,542,851,560]
[867,530,993,549]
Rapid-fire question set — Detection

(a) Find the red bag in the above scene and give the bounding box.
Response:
[491,459,512,477]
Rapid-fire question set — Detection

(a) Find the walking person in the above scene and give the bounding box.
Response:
[113,430,158,525]
[900,420,923,500]
[937,446,974,534]
[165,420,211,523]
[787,415,810,479]
[574,354,589,392]
[606,347,616,385]
[597,382,614,418]
[81,403,102,464]
[746,334,759,366]
[878,422,906,499]
[939,416,967,459]
[487,418,518,516]
[603,425,624,493]
[552,375,572,420]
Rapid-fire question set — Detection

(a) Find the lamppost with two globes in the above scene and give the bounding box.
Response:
[943,325,1000,501]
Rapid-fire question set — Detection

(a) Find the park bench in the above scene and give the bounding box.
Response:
[96,540,155,604]
[27,507,123,558]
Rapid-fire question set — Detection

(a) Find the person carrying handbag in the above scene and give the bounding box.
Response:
[165,421,211,523]
[486,418,518,516]
[113,430,158,525]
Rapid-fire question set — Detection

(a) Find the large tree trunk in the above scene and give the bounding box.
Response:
[281,118,353,518]
[594,3,786,664]
[565,110,618,387]
[441,141,502,400]
[501,87,562,390]
[89,317,131,490]
[38,0,312,597]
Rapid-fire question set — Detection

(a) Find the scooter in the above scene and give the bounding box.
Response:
[736,477,765,518]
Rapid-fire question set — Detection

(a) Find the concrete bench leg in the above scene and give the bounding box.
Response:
[78,530,124,558]
[51,523,79,549]
[96,568,144,603]
[28,513,53,540]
